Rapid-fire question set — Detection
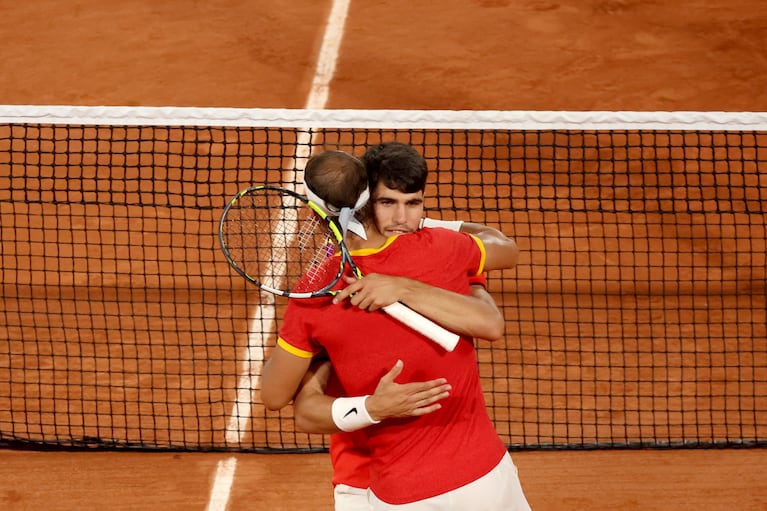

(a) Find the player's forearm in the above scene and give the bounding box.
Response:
[293,360,380,434]
[293,361,343,433]
[294,391,345,434]
[295,359,451,433]
[296,393,382,434]
[397,279,504,341]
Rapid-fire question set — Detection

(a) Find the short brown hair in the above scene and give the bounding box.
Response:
[304,150,367,210]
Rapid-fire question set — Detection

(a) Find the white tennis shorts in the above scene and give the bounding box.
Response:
[368,452,532,511]
[334,483,372,511]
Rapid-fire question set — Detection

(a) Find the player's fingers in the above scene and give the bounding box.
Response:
[400,378,449,394]
[395,381,451,412]
[349,290,386,311]
[350,291,373,309]
[379,359,404,384]
[416,383,451,402]
[410,403,443,416]
[410,386,451,411]
[332,279,362,304]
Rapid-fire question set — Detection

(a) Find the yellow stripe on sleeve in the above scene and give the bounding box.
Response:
[276,337,314,359]
[468,233,487,276]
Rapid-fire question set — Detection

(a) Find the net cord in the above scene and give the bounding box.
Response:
[1,105,767,130]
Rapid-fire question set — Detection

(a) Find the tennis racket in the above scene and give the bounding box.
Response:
[219,184,461,351]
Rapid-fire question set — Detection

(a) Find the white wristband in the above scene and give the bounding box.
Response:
[419,217,464,232]
[331,395,381,432]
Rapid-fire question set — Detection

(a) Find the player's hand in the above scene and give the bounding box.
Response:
[365,360,451,421]
[332,274,410,311]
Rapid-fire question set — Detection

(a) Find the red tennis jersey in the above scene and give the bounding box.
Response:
[325,372,372,489]
[278,229,507,504]
[328,272,489,491]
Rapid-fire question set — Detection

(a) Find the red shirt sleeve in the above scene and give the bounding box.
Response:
[468,273,487,287]
[277,297,328,358]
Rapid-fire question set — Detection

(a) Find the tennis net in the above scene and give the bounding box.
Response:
[0,106,765,451]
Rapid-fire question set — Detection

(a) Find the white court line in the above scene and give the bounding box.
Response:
[205,0,352,509]
[205,457,238,511]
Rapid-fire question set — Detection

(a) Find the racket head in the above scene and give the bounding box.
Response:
[219,185,346,297]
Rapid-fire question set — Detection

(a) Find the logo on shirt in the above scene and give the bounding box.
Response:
[343,408,358,418]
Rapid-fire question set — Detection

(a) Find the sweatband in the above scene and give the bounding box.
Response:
[420,217,464,232]
[303,180,370,217]
[331,395,381,432]
[346,216,368,240]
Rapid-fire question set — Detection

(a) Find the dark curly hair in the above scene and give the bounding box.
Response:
[360,141,428,194]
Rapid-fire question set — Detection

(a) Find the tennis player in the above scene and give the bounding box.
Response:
[293,142,517,511]
[261,149,531,509]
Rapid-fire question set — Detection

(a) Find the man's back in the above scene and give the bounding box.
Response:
[278,229,507,504]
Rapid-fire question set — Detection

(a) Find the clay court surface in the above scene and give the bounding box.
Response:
[1,1,766,510]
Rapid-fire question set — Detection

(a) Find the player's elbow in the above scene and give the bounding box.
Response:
[472,310,505,342]
[497,242,519,270]
[482,315,506,342]
[483,238,519,271]
[260,388,291,411]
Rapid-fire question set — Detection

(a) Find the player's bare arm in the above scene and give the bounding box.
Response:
[461,222,520,271]
[419,218,519,271]
[261,343,313,410]
[293,359,451,434]
[331,274,505,341]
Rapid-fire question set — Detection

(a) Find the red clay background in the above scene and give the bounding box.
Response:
[1,1,766,510]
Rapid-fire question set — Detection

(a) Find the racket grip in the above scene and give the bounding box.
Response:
[381,302,461,352]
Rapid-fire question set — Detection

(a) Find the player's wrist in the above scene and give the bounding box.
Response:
[331,395,381,432]
[419,217,464,231]
[395,277,424,305]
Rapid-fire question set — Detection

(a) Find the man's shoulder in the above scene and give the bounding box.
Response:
[410,226,476,245]
[380,228,481,259]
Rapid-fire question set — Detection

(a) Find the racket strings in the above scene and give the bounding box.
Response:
[221,188,293,292]
[223,187,342,295]
[262,207,297,291]
[303,241,335,285]
[290,216,341,294]
[261,189,339,294]
[296,213,322,249]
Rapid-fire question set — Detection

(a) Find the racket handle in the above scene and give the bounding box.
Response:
[381,302,461,352]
